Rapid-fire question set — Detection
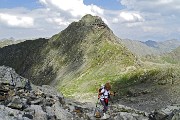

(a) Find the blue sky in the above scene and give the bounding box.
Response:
[0,0,124,10]
[0,0,41,9]
[0,0,180,41]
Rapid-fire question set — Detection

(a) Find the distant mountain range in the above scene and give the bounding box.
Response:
[0,38,25,48]
[142,40,159,48]
[0,37,48,48]
[119,39,180,56]
[162,46,180,64]
[0,37,15,41]
[143,39,180,52]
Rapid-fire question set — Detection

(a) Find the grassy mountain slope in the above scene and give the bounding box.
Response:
[162,46,180,64]
[111,65,180,112]
[140,45,180,64]
[158,39,180,52]
[43,14,137,96]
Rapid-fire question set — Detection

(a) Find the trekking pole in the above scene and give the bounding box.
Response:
[109,92,116,118]
[109,97,113,118]
[96,98,99,107]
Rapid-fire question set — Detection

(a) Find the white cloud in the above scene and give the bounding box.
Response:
[109,11,144,28]
[142,26,164,32]
[120,0,180,15]
[46,17,70,26]
[119,12,144,22]
[39,0,104,17]
[90,5,104,15]
[106,0,179,40]
[112,18,119,23]
[159,0,173,4]
[0,13,34,28]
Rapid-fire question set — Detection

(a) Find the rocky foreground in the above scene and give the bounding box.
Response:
[0,66,179,120]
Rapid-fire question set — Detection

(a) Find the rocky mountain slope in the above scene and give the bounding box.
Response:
[0,66,148,120]
[0,65,91,120]
[1,66,179,120]
[0,38,49,84]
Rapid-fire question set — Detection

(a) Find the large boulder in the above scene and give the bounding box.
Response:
[149,104,180,120]
[7,96,23,110]
[0,66,29,89]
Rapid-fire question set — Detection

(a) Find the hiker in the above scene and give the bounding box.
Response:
[98,82,115,119]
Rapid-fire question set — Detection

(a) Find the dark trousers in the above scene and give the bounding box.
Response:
[100,98,108,113]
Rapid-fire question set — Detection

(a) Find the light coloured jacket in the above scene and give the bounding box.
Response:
[100,88,110,100]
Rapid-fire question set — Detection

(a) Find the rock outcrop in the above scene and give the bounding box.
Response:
[149,104,180,120]
[0,66,88,119]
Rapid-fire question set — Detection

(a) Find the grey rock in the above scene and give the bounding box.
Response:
[149,104,180,120]
[44,97,55,106]
[45,106,56,120]
[24,107,35,118]
[172,112,180,120]
[23,113,34,119]
[0,105,24,119]
[114,112,148,120]
[7,96,23,110]
[29,105,48,120]
[30,98,43,105]
[0,66,30,89]
[52,101,73,120]
[40,85,64,98]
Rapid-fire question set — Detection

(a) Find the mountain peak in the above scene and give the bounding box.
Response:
[142,40,158,48]
[81,14,102,22]
[79,14,107,27]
